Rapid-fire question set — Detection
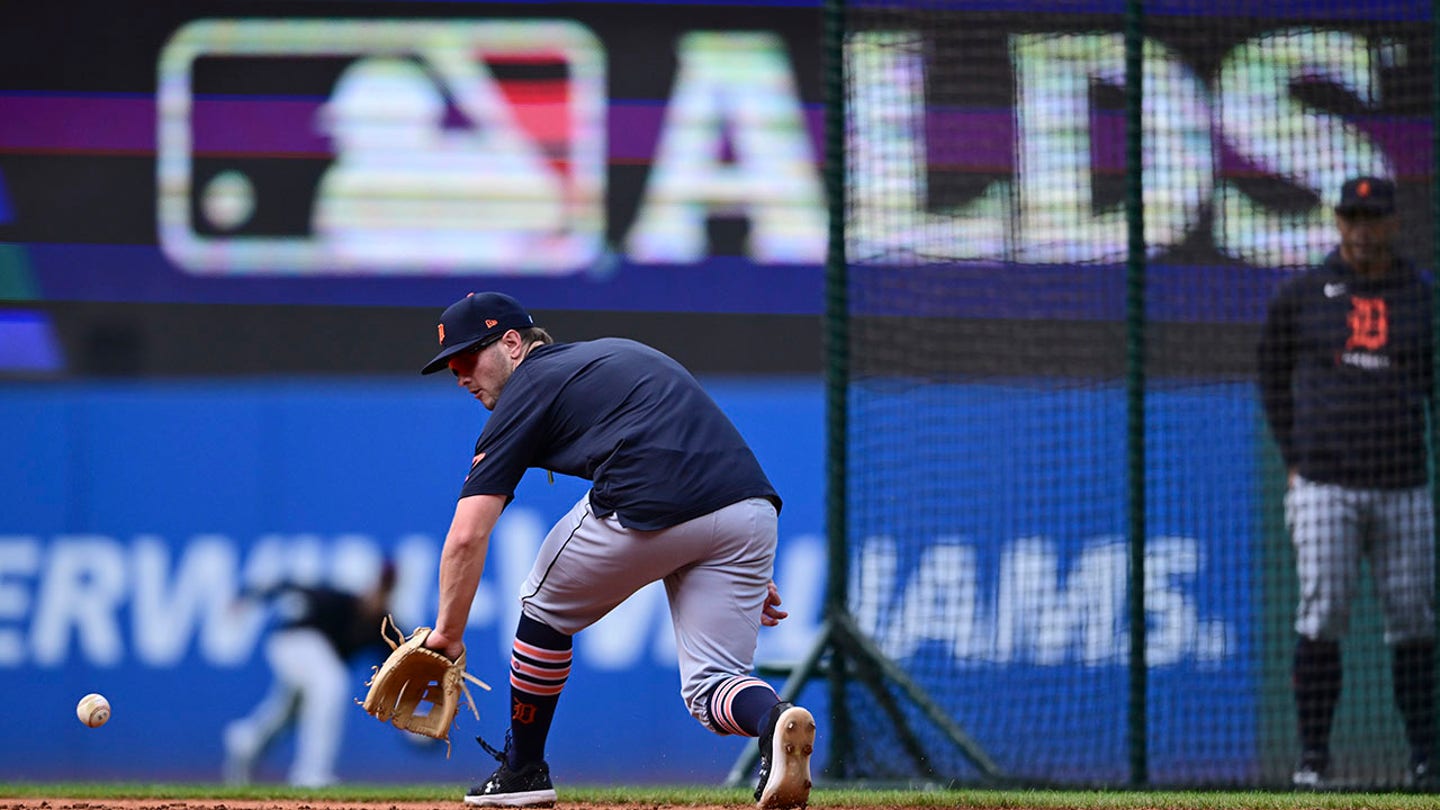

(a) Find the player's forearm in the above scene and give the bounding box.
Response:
[433,494,504,649]
[434,539,486,652]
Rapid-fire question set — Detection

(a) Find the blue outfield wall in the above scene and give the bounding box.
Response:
[0,376,828,785]
[0,377,1256,784]
[845,382,1260,784]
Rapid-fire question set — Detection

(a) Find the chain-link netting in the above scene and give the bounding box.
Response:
[835,0,1435,788]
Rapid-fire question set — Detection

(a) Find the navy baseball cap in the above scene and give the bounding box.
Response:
[421,292,535,375]
[1335,176,1396,217]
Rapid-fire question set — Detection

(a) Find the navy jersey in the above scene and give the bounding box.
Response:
[460,338,781,530]
[1257,250,1433,489]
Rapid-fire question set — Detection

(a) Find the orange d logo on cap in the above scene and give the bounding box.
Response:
[422,291,536,375]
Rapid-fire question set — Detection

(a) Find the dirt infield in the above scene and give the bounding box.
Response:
[0,802,781,810]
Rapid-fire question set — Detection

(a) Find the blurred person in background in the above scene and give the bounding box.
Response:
[1258,176,1435,789]
[223,560,398,787]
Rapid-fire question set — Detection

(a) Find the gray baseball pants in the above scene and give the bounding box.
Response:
[517,493,778,732]
[1287,475,1435,644]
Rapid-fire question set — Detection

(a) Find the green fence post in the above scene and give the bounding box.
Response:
[1125,0,1149,788]
[822,0,852,780]
[1431,0,1440,724]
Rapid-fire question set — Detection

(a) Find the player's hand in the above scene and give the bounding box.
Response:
[424,627,465,660]
[761,580,788,627]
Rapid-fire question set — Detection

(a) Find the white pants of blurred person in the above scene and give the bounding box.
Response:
[223,627,349,787]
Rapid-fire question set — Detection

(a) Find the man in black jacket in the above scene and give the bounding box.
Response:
[1258,176,1435,788]
[223,562,397,787]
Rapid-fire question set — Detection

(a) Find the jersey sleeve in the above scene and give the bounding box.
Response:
[1421,276,1435,404]
[458,375,551,500]
[1256,281,1299,467]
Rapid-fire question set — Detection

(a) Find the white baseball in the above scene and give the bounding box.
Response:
[76,692,111,728]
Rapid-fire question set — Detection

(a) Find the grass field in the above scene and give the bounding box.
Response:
[2,783,1439,810]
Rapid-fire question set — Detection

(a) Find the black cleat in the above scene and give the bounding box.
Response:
[465,736,557,807]
[754,702,816,809]
[1411,749,1434,790]
[1291,748,1330,789]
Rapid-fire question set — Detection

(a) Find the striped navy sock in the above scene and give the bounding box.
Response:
[706,675,778,737]
[507,615,573,768]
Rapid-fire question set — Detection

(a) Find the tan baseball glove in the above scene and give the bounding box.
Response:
[361,615,491,755]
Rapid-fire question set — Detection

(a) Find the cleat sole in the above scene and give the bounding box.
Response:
[758,707,816,810]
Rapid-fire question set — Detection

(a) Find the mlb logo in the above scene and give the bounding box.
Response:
[156,19,606,275]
